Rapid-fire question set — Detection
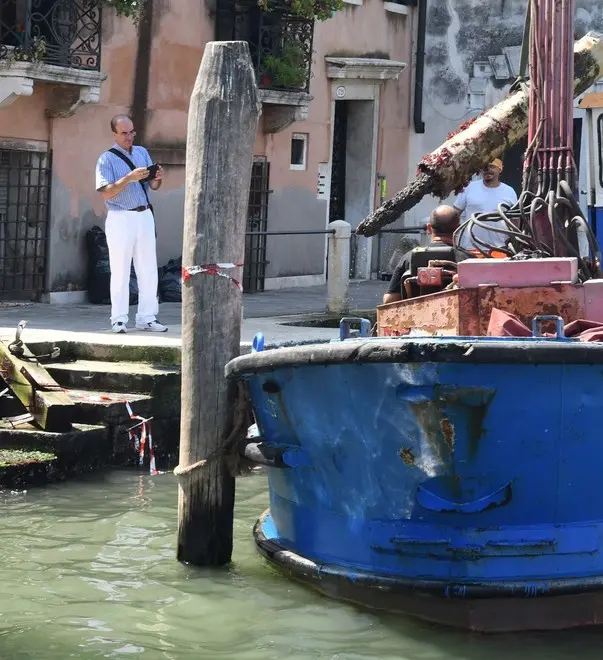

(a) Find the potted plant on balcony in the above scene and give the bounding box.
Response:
[259,0,342,20]
[0,36,47,66]
[263,41,308,89]
[102,0,146,25]
[105,0,342,27]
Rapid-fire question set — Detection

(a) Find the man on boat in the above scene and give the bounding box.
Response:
[453,159,518,251]
[383,204,460,304]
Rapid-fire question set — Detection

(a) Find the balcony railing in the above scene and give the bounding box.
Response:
[0,0,102,71]
[216,0,314,93]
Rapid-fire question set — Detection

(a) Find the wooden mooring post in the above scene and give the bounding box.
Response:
[175,42,260,566]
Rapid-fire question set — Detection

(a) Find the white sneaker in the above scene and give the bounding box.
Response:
[112,322,128,334]
[136,320,168,332]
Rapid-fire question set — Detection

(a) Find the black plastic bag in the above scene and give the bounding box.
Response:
[158,256,182,303]
[87,224,163,306]
[86,225,110,304]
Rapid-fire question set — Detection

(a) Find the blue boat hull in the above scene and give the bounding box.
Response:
[253,510,603,632]
[226,337,603,631]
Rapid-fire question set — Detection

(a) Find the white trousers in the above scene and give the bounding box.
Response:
[105,208,159,325]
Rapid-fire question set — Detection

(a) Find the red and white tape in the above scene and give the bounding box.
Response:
[125,403,158,476]
[182,263,243,290]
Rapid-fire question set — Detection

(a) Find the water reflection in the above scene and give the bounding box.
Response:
[1,470,603,659]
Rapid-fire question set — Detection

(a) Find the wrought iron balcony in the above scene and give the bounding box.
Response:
[0,0,102,71]
[216,0,314,93]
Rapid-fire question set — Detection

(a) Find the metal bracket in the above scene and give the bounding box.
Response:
[240,437,311,468]
[416,479,512,514]
[8,320,27,358]
[339,317,372,340]
[8,320,60,361]
[532,315,566,339]
[252,333,265,353]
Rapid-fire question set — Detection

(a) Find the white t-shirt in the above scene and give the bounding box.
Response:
[454,179,518,250]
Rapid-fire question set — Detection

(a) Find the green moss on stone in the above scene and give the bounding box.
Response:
[0,448,58,489]
[0,448,56,467]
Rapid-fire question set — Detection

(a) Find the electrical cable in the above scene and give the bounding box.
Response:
[452,0,601,283]
[453,181,602,281]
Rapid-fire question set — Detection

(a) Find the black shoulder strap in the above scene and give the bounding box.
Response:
[108,147,134,168]
[108,148,150,206]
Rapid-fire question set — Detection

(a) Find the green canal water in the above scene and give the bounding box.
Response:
[2,470,603,659]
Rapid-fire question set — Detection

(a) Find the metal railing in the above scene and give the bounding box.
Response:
[245,229,335,236]
[243,226,428,290]
[215,0,313,93]
[255,11,313,93]
[375,227,428,280]
[0,0,102,71]
[243,228,335,293]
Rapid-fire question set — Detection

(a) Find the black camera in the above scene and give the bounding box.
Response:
[141,163,160,183]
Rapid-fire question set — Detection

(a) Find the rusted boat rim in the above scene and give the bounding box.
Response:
[226,337,603,377]
[253,509,603,600]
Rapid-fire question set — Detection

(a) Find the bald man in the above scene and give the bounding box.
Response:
[95,114,167,334]
[383,205,460,304]
[453,159,518,251]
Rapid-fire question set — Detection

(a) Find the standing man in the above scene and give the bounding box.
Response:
[383,204,460,304]
[95,115,168,333]
[453,159,518,251]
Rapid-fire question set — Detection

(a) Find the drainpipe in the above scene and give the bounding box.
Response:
[131,1,155,142]
[413,0,426,134]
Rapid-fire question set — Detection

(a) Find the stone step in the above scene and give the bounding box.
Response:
[45,360,180,395]
[64,390,179,469]
[0,388,155,431]
[0,422,110,477]
[0,448,58,489]
[67,389,152,426]
[26,340,181,366]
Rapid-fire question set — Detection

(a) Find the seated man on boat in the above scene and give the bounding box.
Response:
[383,205,460,304]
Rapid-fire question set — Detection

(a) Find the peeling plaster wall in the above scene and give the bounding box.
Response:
[0,0,413,295]
[0,11,140,294]
[261,0,413,282]
[405,0,603,228]
[0,3,206,294]
[45,11,139,293]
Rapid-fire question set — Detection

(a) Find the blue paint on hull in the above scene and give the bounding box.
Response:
[588,206,603,246]
[227,336,603,629]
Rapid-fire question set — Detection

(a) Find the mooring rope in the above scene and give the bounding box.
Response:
[173,381,252,478]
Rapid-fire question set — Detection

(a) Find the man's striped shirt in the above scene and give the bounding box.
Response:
[95,144,153,211]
